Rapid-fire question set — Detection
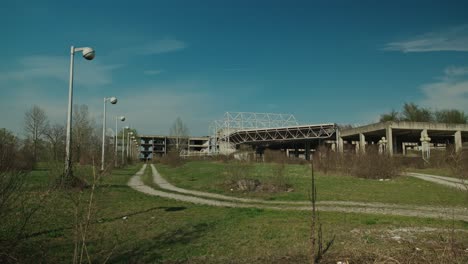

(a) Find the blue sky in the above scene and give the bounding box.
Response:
[1,0,468,136]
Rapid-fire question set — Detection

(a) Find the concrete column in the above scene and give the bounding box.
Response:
[359,133,366,153]
[336,129,343,153]
[294,145,299,158]
[455,130,462,153]
[305,141,311,161]
[386,126,393,156]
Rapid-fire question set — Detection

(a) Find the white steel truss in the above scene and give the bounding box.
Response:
[227,124,336,144]
[209,112,336,152]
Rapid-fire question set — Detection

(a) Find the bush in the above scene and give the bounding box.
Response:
[224,161,292,192]
[313,147,401,179]
[160,151,185,167]
[0,128,34,171]
[349,149,401,179]
[264,149,288,163]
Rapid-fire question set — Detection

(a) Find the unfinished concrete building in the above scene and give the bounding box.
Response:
[338,121,468,157]
[137,113,467,161]
[139,135,210,160]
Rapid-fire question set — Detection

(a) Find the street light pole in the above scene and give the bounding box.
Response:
[122,126,128,165]
[64,46,95,181]
[100,97,118,171]
[115,116,125,167]
[127,131,131,158]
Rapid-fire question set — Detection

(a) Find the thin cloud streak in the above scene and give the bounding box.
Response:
[384,24,468,52]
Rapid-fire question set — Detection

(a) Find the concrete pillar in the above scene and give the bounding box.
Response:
[305,141,311,161]
[455,130,462,153]
[336,129,343,153]
[294,145,299,158]
[386,126,393,156]
[359,133,366,154]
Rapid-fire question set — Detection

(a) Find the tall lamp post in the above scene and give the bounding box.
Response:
[127,131,133,158]
[130,136,136,159]
[64,46,95,180]
[100,96,118,171]
[115,116,125,167]
[122,126,129,165]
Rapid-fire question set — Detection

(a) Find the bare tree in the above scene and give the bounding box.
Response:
[73,105,99,165]
[310,161,334,264]
[169,117,189,152]
[24,105,49,164]
[45,123,66,161]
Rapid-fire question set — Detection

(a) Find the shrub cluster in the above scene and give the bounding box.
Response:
[159,151,185,167]
[314,147,401,179]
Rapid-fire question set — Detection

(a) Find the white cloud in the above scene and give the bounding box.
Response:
[418,66,468,111]
[384,24,468,52]
[0,55,122,87]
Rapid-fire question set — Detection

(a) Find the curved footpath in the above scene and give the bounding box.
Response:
[404,172,467,190]
[128,164,468,221]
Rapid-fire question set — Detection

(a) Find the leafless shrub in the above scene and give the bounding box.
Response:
[313,147,401,179]
[309,161,334,264]
[261,161,292,192]
[0,128,35,171]
[264,149,288,163]
[350,149,402,179]
[224,161,292,192]
[160,151,185,167]
[0,170,51,263]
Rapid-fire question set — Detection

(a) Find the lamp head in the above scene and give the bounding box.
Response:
[82,47,95,60]
[120,116,126,121]
[109,97,118,104]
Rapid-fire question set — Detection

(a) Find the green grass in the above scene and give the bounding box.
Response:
[156,161,468,207]
[2,163,468,263]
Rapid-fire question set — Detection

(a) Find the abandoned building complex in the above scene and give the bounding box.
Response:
[138,112,468,161]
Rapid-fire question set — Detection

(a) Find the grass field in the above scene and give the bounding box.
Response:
[156,161,468,207]
[2,163,467,263]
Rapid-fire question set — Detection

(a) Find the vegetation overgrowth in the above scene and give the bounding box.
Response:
[157,160,467,206]
[1,164,466,263]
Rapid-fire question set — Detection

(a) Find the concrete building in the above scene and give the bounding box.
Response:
[338,121,468,156]
[139,135,210,160]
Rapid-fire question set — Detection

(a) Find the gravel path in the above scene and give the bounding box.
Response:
[405,172,467,190]
[127,164,468,221]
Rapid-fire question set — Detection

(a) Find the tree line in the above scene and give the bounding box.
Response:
[0,104,130,170]
[380,103,467,124]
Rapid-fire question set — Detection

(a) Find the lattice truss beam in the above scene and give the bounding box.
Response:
[209,112,336,146]
[209,112,299,137]
[228,124,336,144]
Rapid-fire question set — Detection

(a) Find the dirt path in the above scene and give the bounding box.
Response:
[127,164,468,221]
[405,172,467,190]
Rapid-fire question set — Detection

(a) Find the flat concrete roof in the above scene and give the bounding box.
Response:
[341,121,468,138]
